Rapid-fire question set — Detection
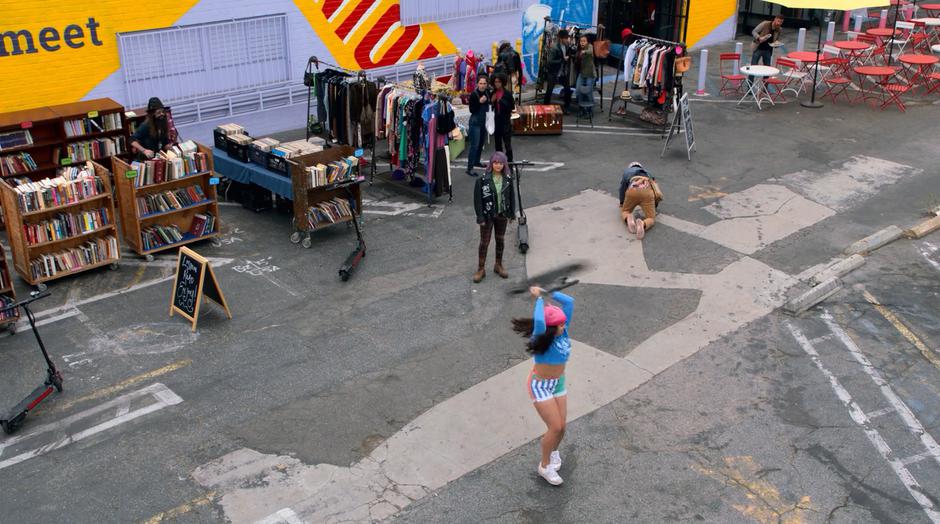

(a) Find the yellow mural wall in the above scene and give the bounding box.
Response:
[0,1,200,112]
[685,0,737,48]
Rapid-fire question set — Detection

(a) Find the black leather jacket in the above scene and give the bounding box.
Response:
[474,171,515,223]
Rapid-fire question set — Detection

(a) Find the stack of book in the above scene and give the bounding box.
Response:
[65,136,126,162]
[28,235,118,279]
[0,295,15,321]
[305,156,360,187]
[130,140,209,187]
[0,129,33,150]
[271,140,323,159]
[0,152,39,175]
[140,224,184,251]
[11,163,105,212]
[215,123,246,136]
[136,185,208,216]
[251,137,280,152]
[227,134,252,146]
[64,113,122,137]
[23,207,110,245]
[306,197,355,228]
[189,212,216,237]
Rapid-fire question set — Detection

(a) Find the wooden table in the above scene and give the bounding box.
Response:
[899,53,940,91]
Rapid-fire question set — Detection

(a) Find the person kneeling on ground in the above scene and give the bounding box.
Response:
[619,162,662,239]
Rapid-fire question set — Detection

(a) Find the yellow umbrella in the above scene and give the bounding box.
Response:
[762,0,891,107]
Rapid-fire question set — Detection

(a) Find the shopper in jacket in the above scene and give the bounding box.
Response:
[472,151,515,283]
[490,74,515,163]
[495,41,523,101]
[575,35,595,116]
[542,29,573,112]
[466,75,490,177]
[511,286,576,486]
[130,97,178,160]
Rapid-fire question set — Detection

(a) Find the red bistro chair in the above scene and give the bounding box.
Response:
[881,82,912,111]
[820,60,854,104]
[719,53,746,96]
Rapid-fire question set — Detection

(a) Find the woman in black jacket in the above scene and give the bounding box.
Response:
[466,75,490,177]
[472,151,515,283]
[490,73,515,163]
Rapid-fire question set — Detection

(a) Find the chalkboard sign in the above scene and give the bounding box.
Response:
[170,247,232,331]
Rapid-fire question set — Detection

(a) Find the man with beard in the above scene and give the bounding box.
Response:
[130,97,177,160]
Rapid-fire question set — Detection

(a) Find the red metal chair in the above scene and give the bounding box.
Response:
[719,53,746,96]
[926,72,940,94]
[821,62,854,104]
[857,34,886,64]
[881,82,912,111]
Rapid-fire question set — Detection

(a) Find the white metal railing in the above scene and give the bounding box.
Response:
[400,0,522,26]
[117,15,291,108]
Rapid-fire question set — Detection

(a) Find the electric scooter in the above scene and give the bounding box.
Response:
[510,160,534,253]
[1,291,62,435]
[338,186,366,282]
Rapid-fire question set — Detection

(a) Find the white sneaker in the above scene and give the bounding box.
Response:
[550,451,562,471]
[538,463,564,485]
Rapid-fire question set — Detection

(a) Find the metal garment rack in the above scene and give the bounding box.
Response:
[370,78,454,206]
[606,33,686,136]
[304,55,367,141]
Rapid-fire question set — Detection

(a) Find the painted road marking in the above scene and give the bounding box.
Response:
[450,161,565,173]
[140,491,217,524]
[54,359,191,412]
[787,322,940,524]
[822,310,940,466]
[865,407,896,419]
[919,241,940,273]
[257,508,305,524]
[0,383,183,471]
[362,198,445,218]
[861,288,940,372]
[780,156,919,212]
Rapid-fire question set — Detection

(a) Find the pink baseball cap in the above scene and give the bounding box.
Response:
[544,305,567,327]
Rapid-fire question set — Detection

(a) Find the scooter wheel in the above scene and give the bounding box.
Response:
[53,373,64,393]
[519,243,529,254]
[339,270,350,282]
[1,420,16,435]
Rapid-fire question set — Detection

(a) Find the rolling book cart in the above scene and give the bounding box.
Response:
[287,145,364,249]
[111,142,221,261]
[0,238,17,329]
[0,161,120,291]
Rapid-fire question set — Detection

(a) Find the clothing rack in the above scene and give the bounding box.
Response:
[606,32,685,136]
[304,56,370,141]
[370,78,454,206]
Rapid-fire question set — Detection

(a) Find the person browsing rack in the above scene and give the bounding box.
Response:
[130,97,178,160]
[542,29,573,113]
[511,286,576,486]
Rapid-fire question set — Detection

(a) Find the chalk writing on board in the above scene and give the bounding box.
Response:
[174,255,202,317]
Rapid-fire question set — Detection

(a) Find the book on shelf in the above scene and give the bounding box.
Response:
[0,151,39,175]
[0,129,33,151]
[23,207,110,245]
[227,133,252,146]
[64,136,126,162]
[188,212,216,237]
[28,235,118,280]
[130,140,209,187]
[305,155,360,188]
[272,139,323,159]
[140,224,184,251]
[0,267,7,291]
[0,295,15,320]
[306,197,355,228]
[63,113,122,137]
[136,185,207,216]
[10,162,105,213]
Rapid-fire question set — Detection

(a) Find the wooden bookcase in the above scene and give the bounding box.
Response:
[0,99,127,229]
[0,237,17,328]
[0,161,121,291]
[288,146,363,248]
[111,142,221,261]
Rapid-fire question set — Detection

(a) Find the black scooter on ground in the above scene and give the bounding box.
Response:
[1,291,62,435]
[510,160,534,253]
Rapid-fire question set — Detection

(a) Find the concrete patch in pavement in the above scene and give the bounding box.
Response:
[779,155,920,212]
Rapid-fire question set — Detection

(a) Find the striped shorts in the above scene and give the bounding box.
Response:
[527,370,567,403]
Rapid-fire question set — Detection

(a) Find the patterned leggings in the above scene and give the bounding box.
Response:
[478,216,509,269]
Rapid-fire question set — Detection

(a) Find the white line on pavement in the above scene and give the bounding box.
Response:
[787,322,940,524]
[822,310,940,467]
[256,508,305,524]
[866,407,896,419]
[0,383,183,471]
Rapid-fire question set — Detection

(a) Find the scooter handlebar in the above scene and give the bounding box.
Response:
[0,290,51,314]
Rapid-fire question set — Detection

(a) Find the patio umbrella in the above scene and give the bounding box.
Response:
[762,0,890,107]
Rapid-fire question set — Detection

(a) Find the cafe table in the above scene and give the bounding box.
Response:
[898,53,940,92]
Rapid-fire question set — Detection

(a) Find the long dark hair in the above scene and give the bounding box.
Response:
[146,112,169,141]
[511,317,556,355]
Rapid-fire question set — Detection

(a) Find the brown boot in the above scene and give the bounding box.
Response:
[493,262,508,278]
[473,268,486,283]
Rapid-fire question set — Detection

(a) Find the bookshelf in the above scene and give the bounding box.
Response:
[0,235,17,329]
[289,146,363,249]
[0,161,121,291]
[112,142,221,261]
[0,99,127,230]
